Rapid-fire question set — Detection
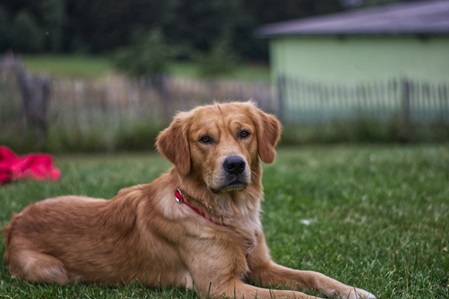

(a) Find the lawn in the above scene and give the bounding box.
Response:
[21,55,270,81]
[1,145,448,298]
[22,55,112,79]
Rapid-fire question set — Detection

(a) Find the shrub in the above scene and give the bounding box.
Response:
[280,119,449,146]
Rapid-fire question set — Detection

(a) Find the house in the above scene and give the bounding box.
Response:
[257,0,449,124]
[258,0,449,83]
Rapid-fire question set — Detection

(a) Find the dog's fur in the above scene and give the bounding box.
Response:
[3,102,375,299]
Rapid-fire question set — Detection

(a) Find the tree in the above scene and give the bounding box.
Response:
[196,37,237,79]
[64,0,177,53]
[113,29,174,121]
[12,10,44,53]
[165,0,248,55]
[1,0,409,59]
[113,29,172,79]
[0,6,12,52]
[41,0,65,52]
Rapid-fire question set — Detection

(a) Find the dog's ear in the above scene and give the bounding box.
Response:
[156,113,191,176]
[255,108,281,164]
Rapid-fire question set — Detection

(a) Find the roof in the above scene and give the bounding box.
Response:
[258,0,449,37]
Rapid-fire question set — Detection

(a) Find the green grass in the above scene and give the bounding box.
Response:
[1,146,449,298]
[22,55,270,81]
[168,61,270,81]
[23,55,113,79]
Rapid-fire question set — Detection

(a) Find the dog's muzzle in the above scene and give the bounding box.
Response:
[209,156,249,194]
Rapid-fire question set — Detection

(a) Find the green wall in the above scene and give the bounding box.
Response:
[270,36,449,83]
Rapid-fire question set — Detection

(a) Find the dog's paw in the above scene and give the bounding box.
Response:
[344,287,376,299]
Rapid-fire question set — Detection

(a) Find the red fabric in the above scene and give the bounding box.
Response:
[0,146,61,184]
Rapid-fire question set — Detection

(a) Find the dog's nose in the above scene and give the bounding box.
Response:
[223,156,246,174]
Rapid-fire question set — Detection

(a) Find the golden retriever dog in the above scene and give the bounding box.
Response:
[3,102,376,299]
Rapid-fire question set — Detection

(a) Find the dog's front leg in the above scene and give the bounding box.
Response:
[249,263,375,299]
[195,278,323,299]
[183,244,322,299]
[247,235,376,299]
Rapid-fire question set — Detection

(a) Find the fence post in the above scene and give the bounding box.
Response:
[16,66,50,145]
[399,77,412,141]
[152,74,172,122]
[276,74,286,122]
[439,84,449,123]
[401,78,411,126]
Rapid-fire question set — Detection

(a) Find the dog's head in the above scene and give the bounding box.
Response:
[156,102,281,194]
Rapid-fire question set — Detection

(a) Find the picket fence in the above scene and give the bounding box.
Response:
[276,75,449,124]
[0,73,272,139]
[1,65,449,148]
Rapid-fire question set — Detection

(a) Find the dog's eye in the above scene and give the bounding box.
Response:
[199,135,213,144]
[239,130,251,139]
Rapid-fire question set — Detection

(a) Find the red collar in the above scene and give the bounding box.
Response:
[175,189,223,225]
[175,189,255,256]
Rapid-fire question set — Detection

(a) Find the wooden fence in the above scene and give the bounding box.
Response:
[277,75,449,125]
[2,61,449,150]
[0,67,272,147]
[49,75,272,126]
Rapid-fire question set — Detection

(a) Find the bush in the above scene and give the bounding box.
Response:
[115,122,166,151]
[280,119,449,146]
[43,122,163,153]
